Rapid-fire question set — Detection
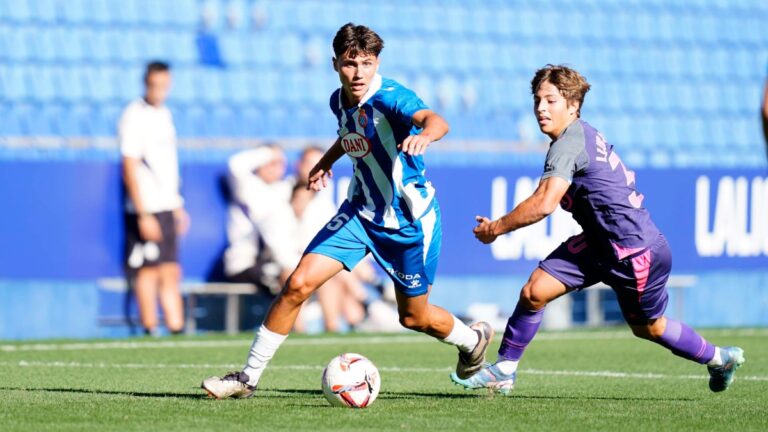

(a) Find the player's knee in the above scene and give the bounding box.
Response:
[630,320,664,340]
[282,271,316,305]
[398,313,430,332]
[519,283,549,311]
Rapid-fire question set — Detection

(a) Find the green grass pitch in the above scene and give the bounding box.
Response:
[1,328,766,431]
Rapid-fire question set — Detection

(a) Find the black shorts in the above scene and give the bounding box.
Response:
[124,211,178,275]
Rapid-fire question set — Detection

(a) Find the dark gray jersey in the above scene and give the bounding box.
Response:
[542,120,661,261]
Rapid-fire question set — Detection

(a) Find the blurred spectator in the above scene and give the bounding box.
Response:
[223,144,292,290]
[224,145,395,332]
[120,61,189,336]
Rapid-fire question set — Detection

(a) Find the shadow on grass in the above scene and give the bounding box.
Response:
[0,387,697,403]
[0,386,206,400]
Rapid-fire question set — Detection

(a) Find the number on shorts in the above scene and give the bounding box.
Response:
[325,213,350,231]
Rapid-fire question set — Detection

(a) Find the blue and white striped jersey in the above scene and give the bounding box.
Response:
[330,74,436,229]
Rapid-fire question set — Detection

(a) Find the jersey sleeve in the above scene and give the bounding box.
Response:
[387,86,429,126]
[118,107,144,159]
[541,130,590,183]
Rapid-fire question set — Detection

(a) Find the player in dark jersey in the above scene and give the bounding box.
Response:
[450,65,744,394]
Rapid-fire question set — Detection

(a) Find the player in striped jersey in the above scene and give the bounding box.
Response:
[201,23,492,399]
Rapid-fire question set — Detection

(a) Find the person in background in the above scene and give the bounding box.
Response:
[224,145,375,333]
[223,144,292,292]
[120,61,189,336]
[289,146,371,332]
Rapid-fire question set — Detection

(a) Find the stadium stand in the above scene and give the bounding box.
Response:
[0,0,767,167]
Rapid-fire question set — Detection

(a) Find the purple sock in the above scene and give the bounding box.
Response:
[656,319,716,364]
[498,303,545,361]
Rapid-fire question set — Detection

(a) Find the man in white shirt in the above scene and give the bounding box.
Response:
[120,61,189,336]
[223,144,292,290]
[224,145,371,332]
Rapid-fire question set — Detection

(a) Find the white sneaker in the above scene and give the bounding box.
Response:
[201,371,255,399]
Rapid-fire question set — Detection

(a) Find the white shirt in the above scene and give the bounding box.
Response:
[224,148,294,276]
[223,148,337,277]
[119,98,183,214]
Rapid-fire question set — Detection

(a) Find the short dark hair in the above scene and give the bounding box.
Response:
[531,64,591,115]
[144,61,170,82]
[332,23,384,59]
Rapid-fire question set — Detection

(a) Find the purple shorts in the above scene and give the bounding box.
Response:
[539,233,671,325]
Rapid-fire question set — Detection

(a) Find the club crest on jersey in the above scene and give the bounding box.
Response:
[357,109,368,128]
[341,132,372,158]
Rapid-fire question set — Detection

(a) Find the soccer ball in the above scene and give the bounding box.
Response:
[321,353,380,408]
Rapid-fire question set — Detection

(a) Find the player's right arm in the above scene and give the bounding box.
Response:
[119,108,162,242]
[474,177,570,244]
[308,138,344,191]
[122,157,162,242]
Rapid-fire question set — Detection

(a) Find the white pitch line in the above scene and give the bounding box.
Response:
[1,328,766,352]
[2,360,767,382]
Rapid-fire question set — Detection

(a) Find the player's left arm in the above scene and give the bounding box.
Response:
[474,176,570,244]
[400,109,449,155]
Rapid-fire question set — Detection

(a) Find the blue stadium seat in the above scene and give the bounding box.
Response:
[179,105,211,137]
[166,0,200,27]
[5,1,31,23]
[708,117,731,148]
[632,115,657,149]
[194,68,225,105]
[53,27,85,63]
[31,0,58,24]
[135,32,167,63]
[26,66,56,103]
[219,34,247,67]
[82,67,117,103]
[673,82,698,114]
[261,1,293,32]
[649,83,671,114]
[686,116,707,148]
[88,0,113,24]
[0,65,29,101]
[239,106,266,137]
[112,0,141,25]
[110,29,142,63]
[50,103,90,137]
[165,31,198,65]
[221,69,252,106]
[4,26,29,62]
[59,0,87,23]
[87,103,121,136]
[0,104,24,135]
[169,105,192,137]
[85,29,118,63]
[699,83,720,113]
[22,104,55,136]
[276,34,303,68]
[110,65,143,103]
[58,66,89,103]
[170,68,196,105]
[209,106,241,137]
[245,34,276,67]
[250,70,279,106]
[732,117,754,149]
